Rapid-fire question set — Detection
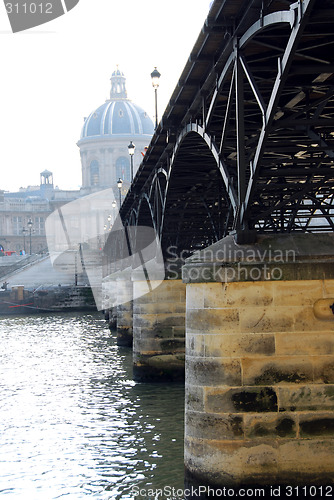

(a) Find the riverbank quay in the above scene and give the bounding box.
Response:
[182,232,334,492]
[0,251,96,315]
[0,253,44,279]
[0,285,96,315]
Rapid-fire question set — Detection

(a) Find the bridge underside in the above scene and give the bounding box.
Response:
[116,0,334,260]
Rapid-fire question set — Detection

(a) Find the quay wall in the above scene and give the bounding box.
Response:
[34,285,96,312]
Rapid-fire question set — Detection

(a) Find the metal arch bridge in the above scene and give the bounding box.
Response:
[115,0,334,261]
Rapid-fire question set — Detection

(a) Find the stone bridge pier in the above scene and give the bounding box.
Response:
[132,263,186,382]
[104,262,187,381]
[104,232,334,489]
[182,233,334,491]
[115,268,133,347]
[102,270,132,345]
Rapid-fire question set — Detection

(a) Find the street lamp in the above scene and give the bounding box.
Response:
[117,178,123,207]
[151,67,161,130]
[128,141,136,182]
[22,227,28,254]
[112,199,117,219]
[27,218,33,255]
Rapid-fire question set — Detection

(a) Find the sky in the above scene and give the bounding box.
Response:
[0,0,212,192]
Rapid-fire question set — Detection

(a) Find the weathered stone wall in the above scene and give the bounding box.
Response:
[183,234,334,489]
[132,279,186,382]
[34,285,96,312]
[116,277,133,347]
[102,274,118,331]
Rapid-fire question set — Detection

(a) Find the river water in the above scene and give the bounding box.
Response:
[0,312,185,499]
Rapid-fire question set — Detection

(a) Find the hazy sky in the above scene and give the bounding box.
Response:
[0,0,212,192]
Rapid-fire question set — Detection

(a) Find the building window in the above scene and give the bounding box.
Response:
[116,157,130,183]
[12,216,22,235]
[34,217,45,235]
[90,160,99,186]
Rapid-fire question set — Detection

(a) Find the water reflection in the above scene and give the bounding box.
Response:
[0,312,184,499]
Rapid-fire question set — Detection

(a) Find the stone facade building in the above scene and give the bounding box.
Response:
[0,68,153,255]
[0,171,80,254]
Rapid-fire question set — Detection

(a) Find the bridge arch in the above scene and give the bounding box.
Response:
[161,127,233,259]
[118,0,334,255]
[136,194,155,230]
[206,9,295,128]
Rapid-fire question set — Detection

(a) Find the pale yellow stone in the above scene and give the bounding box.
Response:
[314,298,334,321]
[294,306,334,332]
[186,334,205,357]
[242,356,313,386]
[277,440,334,473]
[273,280,323,306]
[203,332,275,358]
[321,280,334,296]
[203,282,228,308]
[186,283,205,309]
[239,306,294,333]
[185,437,279,481]
[224,281,274,307]
[187,308,239,334]
[185,276,334,487]
[185,435,334,485]
[133,279,185,303]
[276,331,334,355]
[133,279,160,296]
[134,301,185,315]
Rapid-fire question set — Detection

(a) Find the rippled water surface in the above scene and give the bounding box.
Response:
[0,312,185,499]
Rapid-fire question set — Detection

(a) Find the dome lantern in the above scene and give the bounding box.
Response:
[110,65,127,100]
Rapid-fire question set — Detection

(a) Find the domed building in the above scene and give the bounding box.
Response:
[0,69,155,255]
[77,68,154,196]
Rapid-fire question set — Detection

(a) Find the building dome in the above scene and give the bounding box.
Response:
[80,101,154,139]
[80,68,154,140]
[77,67,154,193]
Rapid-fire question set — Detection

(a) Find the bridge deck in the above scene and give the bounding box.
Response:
[116,0,334,260]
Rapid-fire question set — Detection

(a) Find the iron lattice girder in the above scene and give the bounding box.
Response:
[119,0,334,259]
[203,0,334,232]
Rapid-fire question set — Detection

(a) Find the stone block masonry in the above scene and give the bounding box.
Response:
[116,274,133,347]
[183,233,334,489]
[34,285,96,312]
[132,279,186,382]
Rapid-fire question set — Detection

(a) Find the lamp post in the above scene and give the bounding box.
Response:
[112,199,117,220]
[27,218,33,255]
[22,227,28,254]
[117,178,123,207]
[151,67,161,130]
[128,141,136,182]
